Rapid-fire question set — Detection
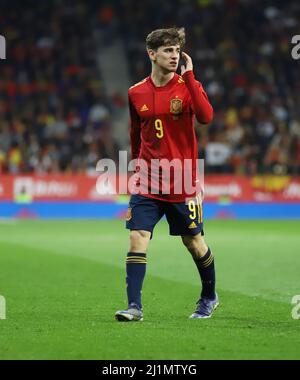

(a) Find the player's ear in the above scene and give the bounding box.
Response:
[147,48,156,62]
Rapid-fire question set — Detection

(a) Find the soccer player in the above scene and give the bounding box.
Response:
[115,27,218,321]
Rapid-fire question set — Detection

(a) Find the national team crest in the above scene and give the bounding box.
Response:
[170,98,183,115]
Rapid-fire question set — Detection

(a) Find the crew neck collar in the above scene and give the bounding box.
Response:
[148,73,178,91]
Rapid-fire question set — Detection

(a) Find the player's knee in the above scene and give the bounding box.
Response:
[182,236,208,257]
[129,230,150,252]
[183,239,198,254]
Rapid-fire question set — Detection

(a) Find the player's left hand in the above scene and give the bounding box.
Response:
[181,52,193,75]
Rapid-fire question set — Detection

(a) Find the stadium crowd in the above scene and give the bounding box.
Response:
[0,0,299,175]
[118,0,300,175]
[0,0,119,175]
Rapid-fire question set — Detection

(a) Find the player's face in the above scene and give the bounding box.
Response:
[152,45,180,73]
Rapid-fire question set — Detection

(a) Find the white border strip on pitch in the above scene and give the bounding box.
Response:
[0,218,18,225]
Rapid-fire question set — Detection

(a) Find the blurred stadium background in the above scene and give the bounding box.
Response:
[0,0,300,218]
[1,0,300,360]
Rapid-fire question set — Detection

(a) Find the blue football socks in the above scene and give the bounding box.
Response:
[126,252,147,309]
[193,248,216,300]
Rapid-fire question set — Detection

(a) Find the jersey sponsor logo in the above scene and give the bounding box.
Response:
[126,207,132,221]
[170,98,183,115]
[188,221,197,229]
[140,104,149,112]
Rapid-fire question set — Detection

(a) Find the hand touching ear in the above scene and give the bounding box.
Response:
[181,52,193,75]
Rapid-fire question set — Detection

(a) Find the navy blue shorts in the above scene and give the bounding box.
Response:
[126,194,204,237]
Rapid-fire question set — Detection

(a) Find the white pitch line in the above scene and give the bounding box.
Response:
[0,218,18,225]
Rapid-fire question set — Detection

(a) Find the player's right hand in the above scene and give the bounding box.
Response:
[181,52,193,75]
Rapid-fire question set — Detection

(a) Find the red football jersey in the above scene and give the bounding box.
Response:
[128,71,213,202]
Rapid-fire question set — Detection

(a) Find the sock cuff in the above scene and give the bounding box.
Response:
[126,252,147,264]
[127,252,146,257]
[197,248,214,268]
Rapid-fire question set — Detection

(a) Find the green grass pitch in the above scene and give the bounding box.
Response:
[0,219,299,360]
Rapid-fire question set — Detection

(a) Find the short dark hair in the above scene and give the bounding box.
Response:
[146,27,185,50]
